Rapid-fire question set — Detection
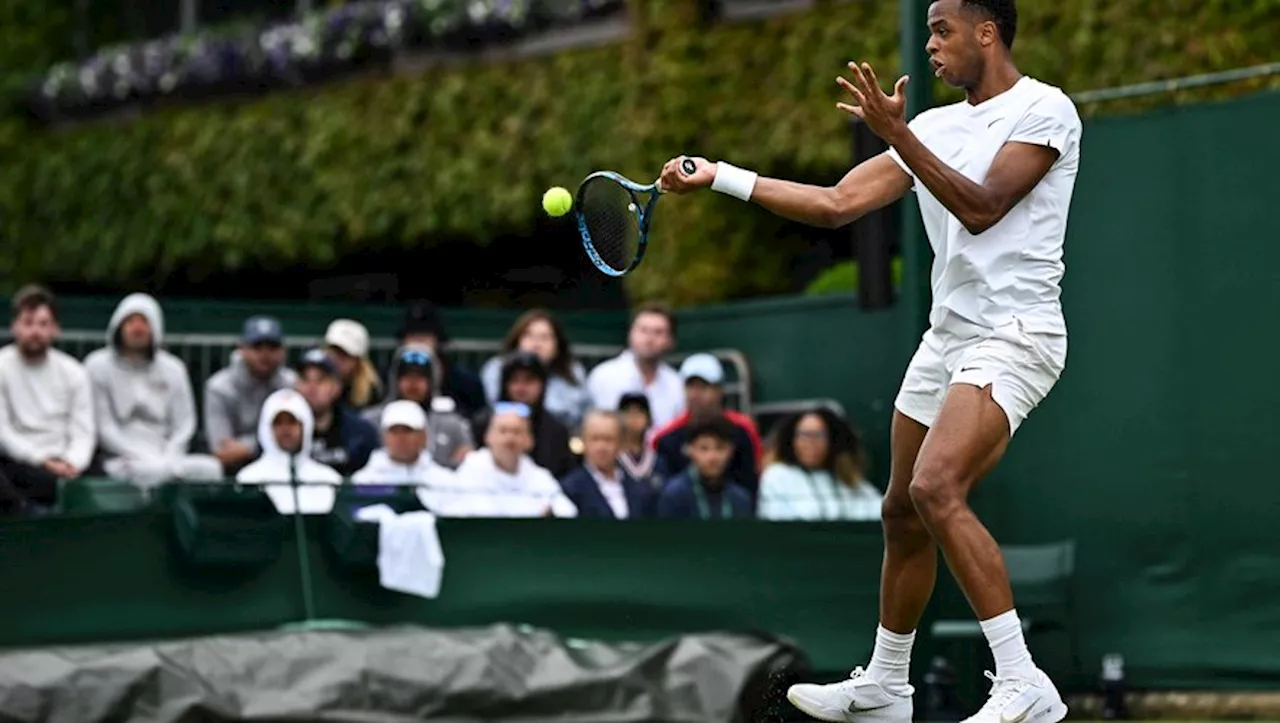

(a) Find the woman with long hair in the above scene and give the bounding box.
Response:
[324,318,384,410]
[480,309,589,430]
[758,408,882,521]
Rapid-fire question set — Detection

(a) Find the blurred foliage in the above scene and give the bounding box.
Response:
[0,0,1277,304]
[804,258,904,297]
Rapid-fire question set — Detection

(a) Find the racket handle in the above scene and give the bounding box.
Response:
[680,158,697,175]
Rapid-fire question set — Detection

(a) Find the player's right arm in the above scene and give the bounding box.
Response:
[659,154,911,229]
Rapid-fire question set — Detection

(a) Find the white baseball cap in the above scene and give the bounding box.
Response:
[324,318,369,358]
[380,400,427,431]
[679,353,724,385]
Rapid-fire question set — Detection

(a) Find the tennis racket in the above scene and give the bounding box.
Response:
[575,157,697,277]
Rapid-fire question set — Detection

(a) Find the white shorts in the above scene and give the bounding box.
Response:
[893,319,1067,436]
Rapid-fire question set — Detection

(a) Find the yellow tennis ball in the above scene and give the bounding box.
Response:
[542,186,573,217]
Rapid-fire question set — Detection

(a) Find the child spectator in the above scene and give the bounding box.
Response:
[616,392,666,491]
[655,415,754,520]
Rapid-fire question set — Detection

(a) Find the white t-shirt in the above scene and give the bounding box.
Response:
[885,76,1082,337]
[585,351,685,429]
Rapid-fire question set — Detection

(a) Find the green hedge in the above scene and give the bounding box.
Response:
[0,0,1277,304]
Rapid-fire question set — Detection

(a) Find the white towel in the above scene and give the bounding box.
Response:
[356,506,446,599]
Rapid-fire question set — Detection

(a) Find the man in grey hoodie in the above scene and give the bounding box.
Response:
[203,316,297,475]
[362,345,473,469]
[84,294,223,488]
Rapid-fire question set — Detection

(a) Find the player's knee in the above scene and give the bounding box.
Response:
[908,468,964,523]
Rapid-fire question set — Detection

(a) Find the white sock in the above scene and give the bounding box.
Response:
[980,609,1037,679]
[864,625,915,694]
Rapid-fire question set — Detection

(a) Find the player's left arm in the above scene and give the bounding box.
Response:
[839,62,1077,236]
[890,135,1058,236]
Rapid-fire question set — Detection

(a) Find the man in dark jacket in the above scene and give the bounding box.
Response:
[559,410,653,519]
[294,348,379,477]
[474,351,574,478]
[396,300,486,417]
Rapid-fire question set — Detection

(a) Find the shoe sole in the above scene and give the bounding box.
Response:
[786,689,912,723]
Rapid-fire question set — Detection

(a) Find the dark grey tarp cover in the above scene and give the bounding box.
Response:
[0,624,807,723]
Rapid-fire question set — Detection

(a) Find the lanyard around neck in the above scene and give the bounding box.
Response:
[689,469,733,520]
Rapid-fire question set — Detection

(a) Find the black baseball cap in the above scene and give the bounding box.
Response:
[618,392,651,415]
[297,347,338,377]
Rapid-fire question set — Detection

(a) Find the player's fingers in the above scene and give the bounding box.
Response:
[893,75,909,99]
[861,63,882,93]
[836,76,860,97]
[836,102,864,118]
[847,61,872,97]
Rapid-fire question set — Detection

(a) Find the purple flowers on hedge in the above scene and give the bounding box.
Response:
[28,0,624,122]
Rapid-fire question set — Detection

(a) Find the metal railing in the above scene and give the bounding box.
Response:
[1071,62,1280,105]
[23,331,754,416]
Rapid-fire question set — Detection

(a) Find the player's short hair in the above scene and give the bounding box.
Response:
[11,284,57,322]
[631,301,677,339]
[962,0,1017,49]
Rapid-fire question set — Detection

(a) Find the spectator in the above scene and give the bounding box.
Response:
[0,285,95,513]
[396,300,486,416]
[651,353,763,493]
[480,309,590,431]
[324,319,383,410]
[353,399,463,511]
[83,293,222,487]
[586,302,684,429]
[362,346,474,469]
[616,392,666,491]
[655,415,754,520]
[454,402,577,518]
[476,351,573,478]
[237,388,342,514]
[204,316,296,475]
[758,409,883,521]
[559,410,654,519]
[294,348,379,477]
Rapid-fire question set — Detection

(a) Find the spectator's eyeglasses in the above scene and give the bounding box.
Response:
[399,349,431,366]
[796,430,829,441]
[494,401,532,418]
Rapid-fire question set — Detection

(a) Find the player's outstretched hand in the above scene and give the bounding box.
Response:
[659,155,714,194]
[837,61,909,144]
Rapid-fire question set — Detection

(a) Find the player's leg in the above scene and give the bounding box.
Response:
[911,334,1067,723]
[787,335,949,723]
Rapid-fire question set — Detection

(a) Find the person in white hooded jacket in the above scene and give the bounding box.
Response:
[236,388,342,514]
[83,293,223,488]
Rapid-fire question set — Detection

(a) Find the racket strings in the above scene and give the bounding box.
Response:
[579,177,642,273]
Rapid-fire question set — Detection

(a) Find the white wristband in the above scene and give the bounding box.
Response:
[710,161,758,201]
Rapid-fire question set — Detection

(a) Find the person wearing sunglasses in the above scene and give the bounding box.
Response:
[361,345,473,469]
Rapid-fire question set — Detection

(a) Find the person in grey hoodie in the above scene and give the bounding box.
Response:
[203,316,297,475]
[84,294,223,487]
[362,345,473,469]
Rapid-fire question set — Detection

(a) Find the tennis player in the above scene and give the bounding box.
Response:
[660,1,1080,722]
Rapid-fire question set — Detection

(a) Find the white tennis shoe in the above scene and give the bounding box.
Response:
[962,669,1068,723]
[786,666,913,723]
